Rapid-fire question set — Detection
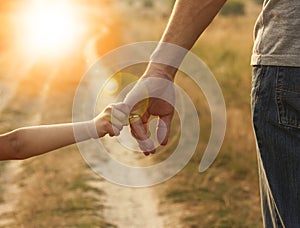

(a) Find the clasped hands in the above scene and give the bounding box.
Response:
[93,65,175,156]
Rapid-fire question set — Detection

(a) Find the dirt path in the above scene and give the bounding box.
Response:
[0,161,22,227]
[0,67,55,227]
[90,176,165,228]
[87,137,166,228]
[0,57,30,226]
[83,32,176,227]
[0,1,178,226]
[0,26,172,228]
[0,63,26,227]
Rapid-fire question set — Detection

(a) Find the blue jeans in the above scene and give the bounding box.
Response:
[251,66,300,228]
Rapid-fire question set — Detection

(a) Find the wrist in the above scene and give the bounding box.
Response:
[144,62,177,81]
[73,120,98,142]
[149,41,188,77]
[88,120,100,139]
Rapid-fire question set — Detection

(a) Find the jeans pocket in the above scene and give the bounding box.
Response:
[275,67,300,129]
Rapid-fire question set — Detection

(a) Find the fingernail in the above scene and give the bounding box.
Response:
[161,139,168,146]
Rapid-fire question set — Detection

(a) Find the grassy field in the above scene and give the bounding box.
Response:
[0,1,117,227]
[160,1,263,227]
[117,0,263,227]
[0,0,263,227]
[0,57,111,227]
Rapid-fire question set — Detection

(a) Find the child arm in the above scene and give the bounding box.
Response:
[0,105,126,160]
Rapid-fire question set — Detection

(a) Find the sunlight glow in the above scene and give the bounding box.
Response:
[104,78,119,95]
[20,1,83,56]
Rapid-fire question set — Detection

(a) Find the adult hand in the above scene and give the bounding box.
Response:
[123,65,175,156]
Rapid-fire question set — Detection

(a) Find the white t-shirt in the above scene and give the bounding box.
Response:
[251,0,300,66]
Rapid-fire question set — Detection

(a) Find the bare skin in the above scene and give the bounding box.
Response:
[0,104,128,160]
[123,0,226,155]
[0,0,227,159]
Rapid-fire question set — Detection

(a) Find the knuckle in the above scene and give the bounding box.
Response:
[104,106,112,113]
[103,121,112,129]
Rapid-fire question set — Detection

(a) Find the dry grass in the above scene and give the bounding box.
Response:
[0,0,265,227]
[0,46,111,227]
[155,1,263,227]
[0,1,118,226]
[114,0,265,227]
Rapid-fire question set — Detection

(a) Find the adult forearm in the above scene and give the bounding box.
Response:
[162,0,226,49]
[149,0,226,77]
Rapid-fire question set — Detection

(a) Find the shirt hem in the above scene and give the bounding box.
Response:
[251,54,300,67]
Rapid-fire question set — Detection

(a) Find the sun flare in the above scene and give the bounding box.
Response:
[19,1,83,56]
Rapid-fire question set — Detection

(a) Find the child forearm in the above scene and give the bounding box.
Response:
[0,105,126,160]
[0,121,94,160]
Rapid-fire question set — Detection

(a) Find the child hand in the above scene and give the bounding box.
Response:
[93,103,130,138]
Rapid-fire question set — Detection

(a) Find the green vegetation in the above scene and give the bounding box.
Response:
[254,0,264,5]
[220,0,245,16]
[143,0,154,8]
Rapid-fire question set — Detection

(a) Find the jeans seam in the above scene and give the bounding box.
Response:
[275,67,282,127]
[252,66,265,109]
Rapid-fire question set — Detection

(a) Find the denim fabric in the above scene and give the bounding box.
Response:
[251,66,300,228]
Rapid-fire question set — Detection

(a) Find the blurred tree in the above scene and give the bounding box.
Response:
[220,0,245,16]
[143,0,154,8]
[254,0,264,5]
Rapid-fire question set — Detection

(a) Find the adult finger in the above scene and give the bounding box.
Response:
[157,115,173,146]
[129,116,155,155]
